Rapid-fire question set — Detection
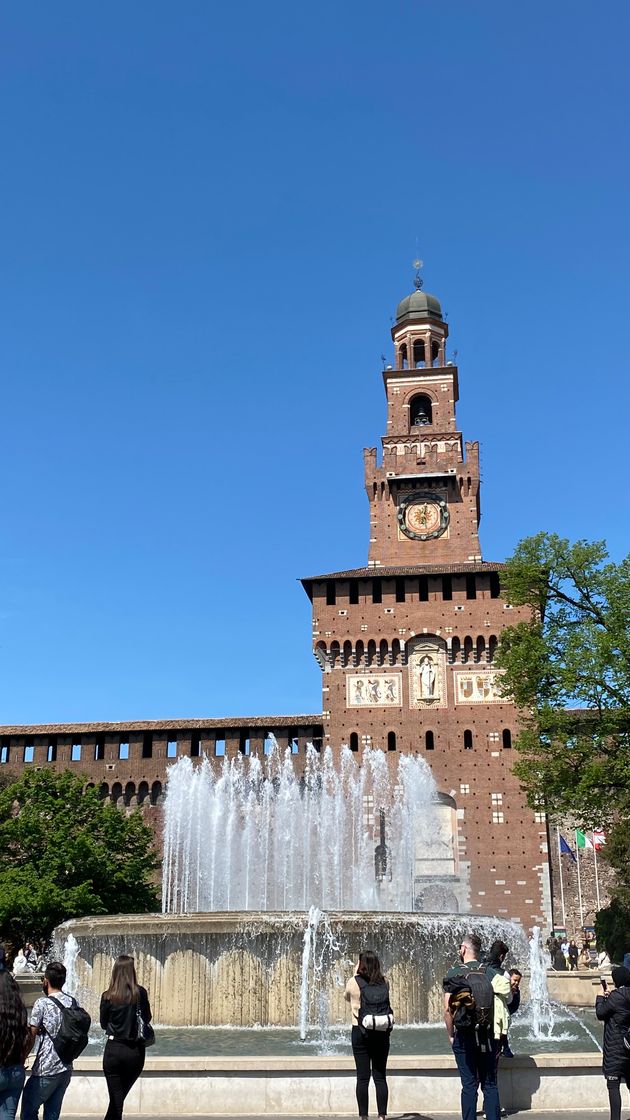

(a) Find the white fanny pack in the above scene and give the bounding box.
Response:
[361,1012,394,1032]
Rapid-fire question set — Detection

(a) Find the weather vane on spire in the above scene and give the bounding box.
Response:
[413,257,424,291]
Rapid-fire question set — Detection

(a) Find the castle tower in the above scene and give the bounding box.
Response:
[365,281,481,566]
[301,276,552,927]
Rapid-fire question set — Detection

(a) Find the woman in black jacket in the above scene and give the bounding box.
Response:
[100,955,152,1120]
[596,964,630,1120]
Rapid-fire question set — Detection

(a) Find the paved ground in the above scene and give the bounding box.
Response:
[66,1113,611,1119]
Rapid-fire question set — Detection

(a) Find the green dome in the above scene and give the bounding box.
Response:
[395,289,443,324]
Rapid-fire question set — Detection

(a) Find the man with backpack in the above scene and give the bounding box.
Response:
[443,933,503,1120]
[22,961,90,1120]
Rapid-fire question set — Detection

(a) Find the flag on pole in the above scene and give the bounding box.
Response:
[576,829,593,849]
[593,829,607,849]
[559,834,577,861]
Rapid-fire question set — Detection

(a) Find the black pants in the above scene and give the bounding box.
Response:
[606,1074,630,1120]
[103,1039,145,1120]
[351,1025,389,1118]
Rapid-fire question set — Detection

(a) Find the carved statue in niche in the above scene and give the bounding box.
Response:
[408,637,447,710]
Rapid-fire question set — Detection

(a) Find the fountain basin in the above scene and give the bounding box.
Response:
[56,910,526,1027]
[56,1053,606,1115]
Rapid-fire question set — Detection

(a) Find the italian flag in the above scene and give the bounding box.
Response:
[575,829,593,849]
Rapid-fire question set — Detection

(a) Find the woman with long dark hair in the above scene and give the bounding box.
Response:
[99,955,152,1120]
[344,950,392,1120]
[596,964,630,1120]
[0,971,29,1120]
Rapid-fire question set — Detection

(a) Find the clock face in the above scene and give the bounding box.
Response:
[405,501,441,535]
[397,491,449,541]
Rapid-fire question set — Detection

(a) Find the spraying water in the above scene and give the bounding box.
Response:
[162,744,442,913]
[61,933,81,997]
[527,927,555,1038]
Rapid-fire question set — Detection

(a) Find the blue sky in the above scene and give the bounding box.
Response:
[1,0,628,724]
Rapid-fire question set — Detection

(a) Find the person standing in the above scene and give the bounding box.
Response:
[0,972,29,1120]
[99,956,152,1120]
[21,962,74,1120]
[443,933,501,1120]
[596,965,630,1120]
[344,951,392,1120]
[568,940,579,971]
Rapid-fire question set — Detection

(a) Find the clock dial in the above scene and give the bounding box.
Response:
[397,491,449,541]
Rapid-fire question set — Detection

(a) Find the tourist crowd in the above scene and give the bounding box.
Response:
[1,936,630,1120]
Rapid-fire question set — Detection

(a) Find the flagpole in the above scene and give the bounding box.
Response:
[556,827,566,927]
[593,838,601,911]
[575,829,584,927]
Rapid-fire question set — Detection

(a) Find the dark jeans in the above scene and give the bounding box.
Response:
[20,1070,72,1120]
[351,1025,389,1118]
[103,1041,145,1120]
[452,1029,500,1120]
[0,1065,26,1120]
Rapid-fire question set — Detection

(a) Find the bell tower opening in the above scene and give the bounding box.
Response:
[409,393,433,428]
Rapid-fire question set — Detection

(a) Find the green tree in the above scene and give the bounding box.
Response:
[0,769,160,946]
[495,532,630,823]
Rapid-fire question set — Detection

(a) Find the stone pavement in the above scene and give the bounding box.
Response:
[66,1113,611,1119]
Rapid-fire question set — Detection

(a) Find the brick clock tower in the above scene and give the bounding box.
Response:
[302,276,552,930]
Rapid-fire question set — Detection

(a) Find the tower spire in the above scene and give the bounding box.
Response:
[413,257,424,291]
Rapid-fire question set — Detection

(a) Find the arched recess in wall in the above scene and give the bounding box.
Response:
[408,392,433,427]
[406,634,448,710]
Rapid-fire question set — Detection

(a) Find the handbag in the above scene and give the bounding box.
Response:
[136,1005,156,1048]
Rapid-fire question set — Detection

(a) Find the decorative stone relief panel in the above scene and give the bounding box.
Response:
[346,673,402,708]
[453,669,505,704]
[407,638,447,710]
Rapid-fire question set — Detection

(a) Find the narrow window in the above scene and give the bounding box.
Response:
[372,579,382,604]
[288,729,299,754]
[71,742,82,762]
[502,729,512,749]
[349,732,359,752]
[190,732,201,758]
[387,731,397,752]
[395,578,406,603]
[167,739,177,759]
[312,737,323,752]
[466,575,477,600]
[94,735,105,761]
[142,733,153,759]
[0,743,9,765]
[490,572,501,599]
[239,732,250,756]
[119,740,129,761]
[214,737,225,757]
[349,582,359,605]
[24,741,35,764]
[464,729,473,750]
[151,781,163,806]
[326,581,336,606]
[442,575,452,601]
[47,737,57,763]
[425,730,434,750]
[419,576,429,602]
[263,734,274,755]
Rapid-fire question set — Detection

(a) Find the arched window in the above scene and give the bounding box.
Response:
[463,636,474,663]
[502,729,512,749]
[387,731,397,752]
[450,636,461,663]
[399,343,408,369]
[425,730,434,750]
[150,780,163,805]
[409,393,433,427]
[349,732,359,752]
[412,339,425,367]
[137,781,149,805]
[464,730,473,750]
[488,635,498,662]
[476,636,486,663]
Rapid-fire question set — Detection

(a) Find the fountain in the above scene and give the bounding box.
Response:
[56,744,528,1028]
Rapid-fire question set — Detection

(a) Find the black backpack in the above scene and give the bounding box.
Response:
[42,995,91,1063]
[356,976,394,1033]
[443,965,495,1033]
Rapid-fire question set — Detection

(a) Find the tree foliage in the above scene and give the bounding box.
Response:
[495,532,630,823]
[0,769,160,946]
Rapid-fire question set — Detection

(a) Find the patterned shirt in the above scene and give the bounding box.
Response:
[29,992,74,1077]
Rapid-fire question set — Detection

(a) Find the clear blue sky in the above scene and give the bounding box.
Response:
[1,1,628,724]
